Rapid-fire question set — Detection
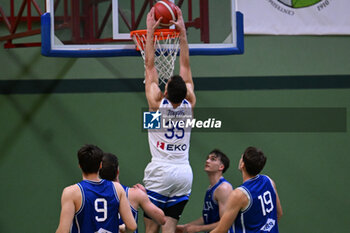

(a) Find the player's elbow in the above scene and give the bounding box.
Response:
[150,209,166,225]
[158,215,166,225]
[126,222,137,232]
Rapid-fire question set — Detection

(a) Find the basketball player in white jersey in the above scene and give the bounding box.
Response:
[55,145,137,233]
[143,6,196,233]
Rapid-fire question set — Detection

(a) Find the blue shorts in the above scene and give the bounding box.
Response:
[145,190,189,220]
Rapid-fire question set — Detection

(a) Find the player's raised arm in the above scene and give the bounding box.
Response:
[171,6,196,108]
[145,7,164,111]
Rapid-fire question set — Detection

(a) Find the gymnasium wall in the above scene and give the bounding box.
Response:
[1,30,350,232]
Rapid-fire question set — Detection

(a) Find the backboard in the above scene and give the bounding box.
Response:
[41,0,244,57]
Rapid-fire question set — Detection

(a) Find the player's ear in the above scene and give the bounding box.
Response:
[238,156,244,170]
[99,162,102,169]
[219,163,225,172]
[114,166,120,182]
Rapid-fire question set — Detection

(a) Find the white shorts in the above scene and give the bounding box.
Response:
[143,161,193,197]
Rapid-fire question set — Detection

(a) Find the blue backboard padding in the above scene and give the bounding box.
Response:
[41,12,244,57]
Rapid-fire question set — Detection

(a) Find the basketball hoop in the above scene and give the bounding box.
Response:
[130,29,180,85]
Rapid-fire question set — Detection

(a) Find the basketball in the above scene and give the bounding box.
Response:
[154,0,177,27]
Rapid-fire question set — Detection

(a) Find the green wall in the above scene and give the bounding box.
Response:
[1,32,350,232]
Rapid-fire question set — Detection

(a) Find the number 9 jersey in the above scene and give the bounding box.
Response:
[71,179,120,233]
[234,175,279,233]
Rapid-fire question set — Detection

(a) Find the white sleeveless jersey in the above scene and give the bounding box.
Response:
[148,98,192,164]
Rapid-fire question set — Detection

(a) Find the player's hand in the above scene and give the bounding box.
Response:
[147,7,162,31]
[119,224,126,233]
[133,183,146,193]
[184,224,199,233]
[170,6,185,34]
[175,225,185,233]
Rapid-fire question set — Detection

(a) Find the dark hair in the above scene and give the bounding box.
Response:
[209,149,230,173]
[242,146,267,176]
[100,153,119,181]
[167,75,187,104]
[77,144,104,174]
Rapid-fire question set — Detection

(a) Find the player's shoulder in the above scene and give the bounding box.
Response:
[215,181,233,200]
[62,184,81,200]
[128,187,148,203]
[217,181,233,192]
[261,174,278,192]
[112,181,124,191]
[231,187,250,204]
[63,183,80,193]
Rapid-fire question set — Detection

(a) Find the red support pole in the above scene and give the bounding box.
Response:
[71,0,80,42]
[0,0,43,48]
[64,0,68,25]
[82,0,94,40]
[200,0,209,43]
[11,0,27,34]
[133,0,152,30]
[131,0,135,29]
[188,0,192,22]
[10,0,14,27]
[0,7,12,31]
[27,0,32,30]
[97,3,112,38]
[95,2,99,38]
[31,0,43,15]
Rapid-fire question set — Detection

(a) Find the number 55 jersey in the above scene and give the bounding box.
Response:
[144,98,193,200]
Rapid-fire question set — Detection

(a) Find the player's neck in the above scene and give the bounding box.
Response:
[82,173,101,182]
[207,172,223,186]
[242,172,257,183]
[170,101,181,109]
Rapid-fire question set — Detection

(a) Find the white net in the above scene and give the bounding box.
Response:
[131,29,180,85]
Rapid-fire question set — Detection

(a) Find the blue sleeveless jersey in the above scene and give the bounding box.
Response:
[71,179,120,233]
[202,177,233,233]
[234,175,279,233]
[118,185,139,233]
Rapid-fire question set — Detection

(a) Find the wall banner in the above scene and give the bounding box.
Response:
[236,0,350,35]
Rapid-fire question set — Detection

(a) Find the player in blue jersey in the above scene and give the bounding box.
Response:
[55,145,137,233]
[176,149,234,233]
[144,6,196,233]
[210,147,283,233]
[99,153,166,233]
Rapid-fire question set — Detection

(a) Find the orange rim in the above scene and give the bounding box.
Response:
[130,29,180,50]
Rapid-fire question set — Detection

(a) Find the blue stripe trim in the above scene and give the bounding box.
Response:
[146,190,190,208]
[76,183,84,215]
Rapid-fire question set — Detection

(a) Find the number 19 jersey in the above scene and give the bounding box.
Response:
[71,179,120,233]
[234,175,279,233]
